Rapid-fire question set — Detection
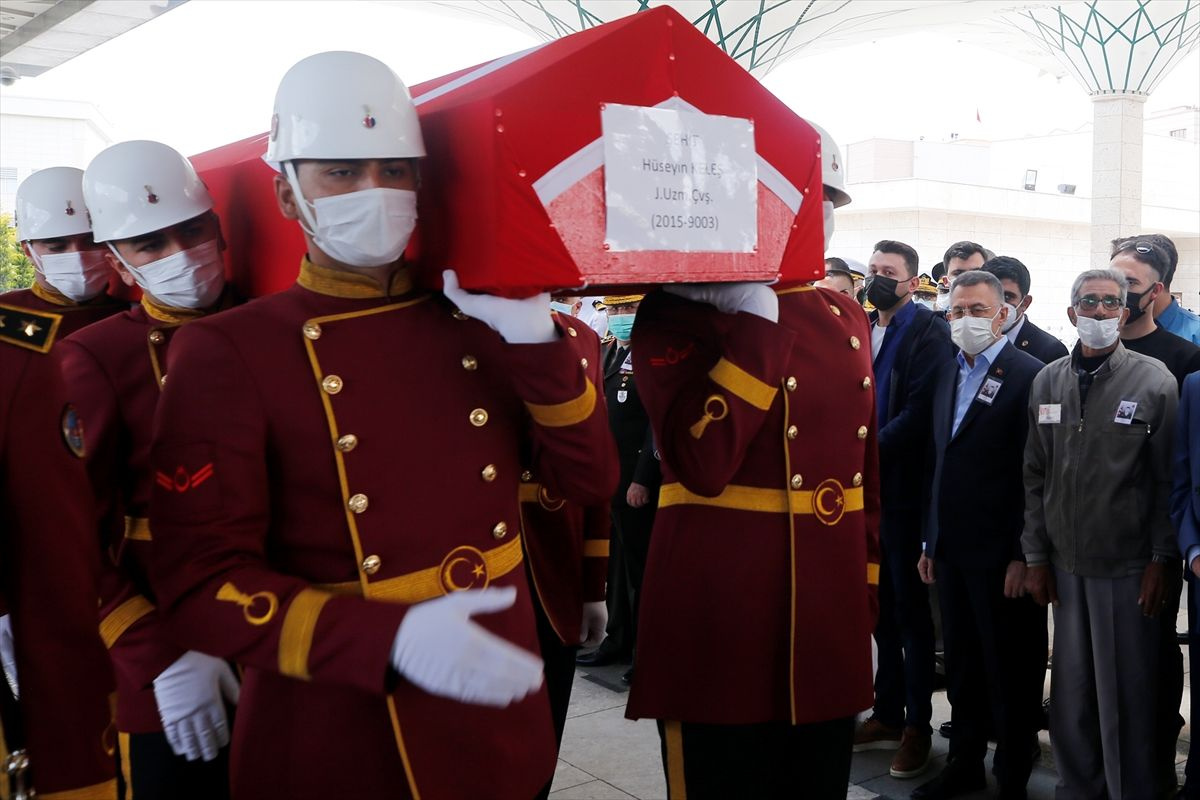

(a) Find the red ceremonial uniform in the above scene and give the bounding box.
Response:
[148,260,618,800]
[57,298,222,735]
[519,312,609,645]
[2,284,127,338]
[0,305,117,799]
[627,286,881,726]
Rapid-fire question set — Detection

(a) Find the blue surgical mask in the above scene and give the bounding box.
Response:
[607,313,635,341]
[550,301,574,316]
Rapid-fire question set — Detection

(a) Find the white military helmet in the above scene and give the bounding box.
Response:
[808,121,851,208]
[83,140,213,243]
[15,166,92,242]
[264,50,425,166]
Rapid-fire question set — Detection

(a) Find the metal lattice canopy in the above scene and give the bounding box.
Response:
[430,0,1054,76]
[1009,0,1200,95]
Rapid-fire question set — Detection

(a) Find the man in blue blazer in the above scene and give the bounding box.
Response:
[913,270,1047,800]
[1171,371,1200,798]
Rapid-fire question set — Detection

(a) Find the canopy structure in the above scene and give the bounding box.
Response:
[0,0,186,83]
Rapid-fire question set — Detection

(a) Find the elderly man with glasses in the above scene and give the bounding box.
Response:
[1022,268,1179,799]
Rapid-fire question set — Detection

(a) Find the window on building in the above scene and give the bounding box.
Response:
[1170,128,1187,139]
[0,167,17,196]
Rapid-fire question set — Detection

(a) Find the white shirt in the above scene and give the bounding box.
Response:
[871,322,888,361]
[1004,314,1027,345]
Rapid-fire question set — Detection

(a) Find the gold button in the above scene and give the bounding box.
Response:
[347,493,369,513]
[452,309,468,321]
[469,408,488,427]
[567,327,578,337]
[520,470,533,483]
[852,472,863,487]
[302,322,322,340]
[850,336,861,350]
[581,358,589,369]
[829,305,842,317]
[857,425,868,440]
[785,377,798,392]
[361,554,381,575]
[862,376,872,390]
[492,521,508,540]
[461,355,478,371]
[336,434,358,452]
[481,464,497,482]
[790,474,803,489]
[322,375,343,395]
[148,330,164,344]
[787,424,799,440]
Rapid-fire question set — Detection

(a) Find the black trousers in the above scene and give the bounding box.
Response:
[874,513,935,732]
[610,498,655,650]
[122,731,231,800]
[1154,561,1185,795]
[534,597,579,800]
[1183,576,1199,799]
[655,716,854,800]
[937,559,1046,791]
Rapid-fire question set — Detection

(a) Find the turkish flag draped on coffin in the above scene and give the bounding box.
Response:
[191,5,824,298]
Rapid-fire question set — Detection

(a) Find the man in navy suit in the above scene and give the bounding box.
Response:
[854,240,956,780]
[911,270,1047,800]
[1171,371,1200,798]
[982,256,1069,365]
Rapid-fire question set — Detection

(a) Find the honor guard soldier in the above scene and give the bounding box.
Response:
[0,310,117,799]
[518,311,610,800]
[61,140,239,798]
[5,167,126,337]
[147,51,617,800]
[577,294,660,683]
[626,124,881,797]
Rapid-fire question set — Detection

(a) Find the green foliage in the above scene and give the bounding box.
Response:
[0,214,34,291]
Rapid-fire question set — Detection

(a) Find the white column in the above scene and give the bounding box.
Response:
[1089,93,1146,267]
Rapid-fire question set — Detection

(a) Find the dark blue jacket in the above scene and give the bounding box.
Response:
[926,342,1044,568]
[1012,318,1068,365]
[1171,371,1200,571]
[870,302,955,515]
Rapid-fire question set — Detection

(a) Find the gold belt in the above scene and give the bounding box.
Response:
[124,516,152,541]
[658,481,864,526]
[317,535,524,603]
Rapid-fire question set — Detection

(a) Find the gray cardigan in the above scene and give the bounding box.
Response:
[1022,342,1178,577]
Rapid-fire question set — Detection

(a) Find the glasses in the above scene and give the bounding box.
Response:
[947,304,995,320]
[1075,294,1123,311]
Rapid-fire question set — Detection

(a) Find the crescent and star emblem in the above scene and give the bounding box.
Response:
[439,546,489,593]
[812,479,847,526]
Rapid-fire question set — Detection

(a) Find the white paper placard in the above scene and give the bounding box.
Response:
[601,103,757,252]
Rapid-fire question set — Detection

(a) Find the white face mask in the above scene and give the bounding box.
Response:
[822,200,835,253]
[31,249,111,302]
[935,292,951,311]
[1001,302,1023,333]
[112,238,226,310]
[1075,314,1121,349]
[286,165,417,268]
[950,312,1000,356]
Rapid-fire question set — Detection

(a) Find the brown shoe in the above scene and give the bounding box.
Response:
[852,716,903,752]
[889,727,932,778]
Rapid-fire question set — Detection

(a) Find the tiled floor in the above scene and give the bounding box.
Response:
[550,608,1193,799]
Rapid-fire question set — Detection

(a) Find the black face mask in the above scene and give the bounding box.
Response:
[1125,289,1149,323]
[865,274,905,311]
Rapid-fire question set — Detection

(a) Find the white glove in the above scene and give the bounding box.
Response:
[390,586,544,707]
[153,651,240,762]
[0,615,17,698]
[664,282,779,322]
[442,270,557,344]
[579,601,607,648]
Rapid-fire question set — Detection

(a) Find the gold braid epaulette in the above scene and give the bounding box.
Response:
[0,302,62,353]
